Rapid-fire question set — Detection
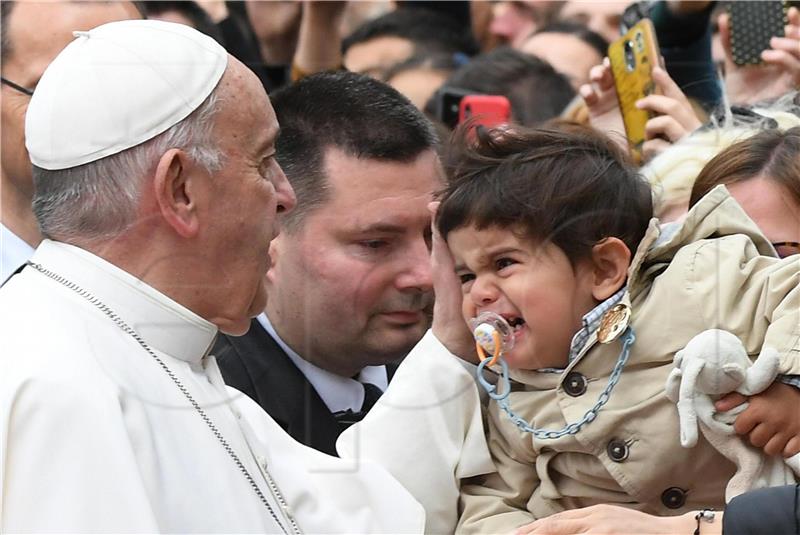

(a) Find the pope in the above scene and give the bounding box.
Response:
[0,19,423,533]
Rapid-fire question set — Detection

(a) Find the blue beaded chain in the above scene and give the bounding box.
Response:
[476,327,636,439]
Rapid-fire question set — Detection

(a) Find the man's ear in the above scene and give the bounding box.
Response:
[589,237,630,301]
[153,149,201,238]
[265,236,282,286]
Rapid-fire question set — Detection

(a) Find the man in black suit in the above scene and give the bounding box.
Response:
[214,71,441,456]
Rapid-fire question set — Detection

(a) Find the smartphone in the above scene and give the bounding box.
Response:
[728,1,787,66]
[608,19,662,163]
[432,86,473,129]
[459,95,511,128]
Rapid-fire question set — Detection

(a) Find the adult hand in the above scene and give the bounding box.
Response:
[716,382,800,458]
[638,67,703,160]
[428,202,477,363]
[514,504,698,534]
[195,0,228,23]
[719,6,800,105]
[293,1,348,76]
[579,58,627,152]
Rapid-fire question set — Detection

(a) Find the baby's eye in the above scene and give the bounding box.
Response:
[495,257,517,270]
[458,273,475,285]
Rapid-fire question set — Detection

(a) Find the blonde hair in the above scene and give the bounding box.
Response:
[643,93,800,221]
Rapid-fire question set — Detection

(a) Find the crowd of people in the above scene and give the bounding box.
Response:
[1,1,800,534]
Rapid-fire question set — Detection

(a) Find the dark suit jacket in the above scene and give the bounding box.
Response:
[213,318,397,457]
[214,318,342,456]
[723,484,800,535]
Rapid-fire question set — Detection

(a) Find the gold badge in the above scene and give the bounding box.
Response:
[597,304,631,344]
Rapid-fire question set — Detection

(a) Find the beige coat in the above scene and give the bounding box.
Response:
[459,186,800,533]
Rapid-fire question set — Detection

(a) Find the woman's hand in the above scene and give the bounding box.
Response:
[638,67,703,160]
[720,6,800,105]
[579,58,627,151]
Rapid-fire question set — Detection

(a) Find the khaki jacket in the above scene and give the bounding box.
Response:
[459,186,800,534]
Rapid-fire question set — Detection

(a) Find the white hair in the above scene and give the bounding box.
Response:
[32,89,223,244]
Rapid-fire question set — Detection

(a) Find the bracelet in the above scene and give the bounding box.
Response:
[694,509,715,535]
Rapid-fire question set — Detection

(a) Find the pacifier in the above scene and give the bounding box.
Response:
[468,311,515,366]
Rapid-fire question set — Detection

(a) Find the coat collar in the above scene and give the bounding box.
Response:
[628,185,776,294]
[29,240,217,363]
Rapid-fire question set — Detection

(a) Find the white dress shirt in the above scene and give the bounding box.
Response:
[0,240,423,533]
[257,313,388,413]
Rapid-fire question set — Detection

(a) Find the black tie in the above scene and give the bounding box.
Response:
[333,382,383,428]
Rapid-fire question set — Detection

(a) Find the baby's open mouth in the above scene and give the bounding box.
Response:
[507,316,526,331]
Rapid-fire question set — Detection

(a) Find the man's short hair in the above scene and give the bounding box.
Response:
[270,70,439,231]
[342,8,478,58]
[428,47,576,127]
[32,91,221,244]
[436,123,653,265]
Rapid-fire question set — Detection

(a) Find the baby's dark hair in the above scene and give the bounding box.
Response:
[436,123,653,265]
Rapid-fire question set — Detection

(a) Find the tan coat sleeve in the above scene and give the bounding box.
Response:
[458,402,539,534]
[684,235,800,374]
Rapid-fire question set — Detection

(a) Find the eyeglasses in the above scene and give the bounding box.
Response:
[771,242,800,259]
[1,77,34,96]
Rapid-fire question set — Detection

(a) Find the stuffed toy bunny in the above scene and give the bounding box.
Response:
[666,329,800,502]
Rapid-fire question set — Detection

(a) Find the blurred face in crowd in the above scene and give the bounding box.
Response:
[344,36,414,79]
[386,67,450,110]
[266,148,440,376]
[450,225,596,370]
[1,1,139,201]
[560,1,627,44]
[727,176,800,258]
[489,1,546,48]
[521,31,603,87]
[199,59,296,335]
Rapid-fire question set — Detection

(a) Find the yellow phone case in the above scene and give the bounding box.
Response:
[608,19,661,163]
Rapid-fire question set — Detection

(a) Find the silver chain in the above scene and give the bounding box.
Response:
[476,327,636,440]
[27,262,301,535]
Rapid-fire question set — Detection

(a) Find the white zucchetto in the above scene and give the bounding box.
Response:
[25,19,228,170]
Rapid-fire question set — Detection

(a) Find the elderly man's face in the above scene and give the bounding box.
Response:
[200,59,296,335]
[266,148,440,375]
[0,1,139,197]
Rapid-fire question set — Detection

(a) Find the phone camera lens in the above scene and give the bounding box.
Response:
[624,40,636,72]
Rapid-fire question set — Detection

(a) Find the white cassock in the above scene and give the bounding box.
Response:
[337,331,496,535]
[0,240,424,534]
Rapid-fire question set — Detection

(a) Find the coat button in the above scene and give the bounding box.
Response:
[606,439,629,462]
[563,372,588,397]
[661,487,687,509]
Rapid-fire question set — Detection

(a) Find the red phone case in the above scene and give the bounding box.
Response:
[458,95,511,128]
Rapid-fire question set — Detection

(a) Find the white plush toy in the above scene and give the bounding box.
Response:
[665,329,800,502]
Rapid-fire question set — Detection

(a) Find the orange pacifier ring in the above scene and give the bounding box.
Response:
[470,311,515,367]
[474,329,502,366]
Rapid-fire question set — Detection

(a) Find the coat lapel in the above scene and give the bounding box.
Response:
[213,319,342,456]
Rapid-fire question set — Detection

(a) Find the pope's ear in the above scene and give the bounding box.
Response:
[153,149,200,238]
[589,237,630,301]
